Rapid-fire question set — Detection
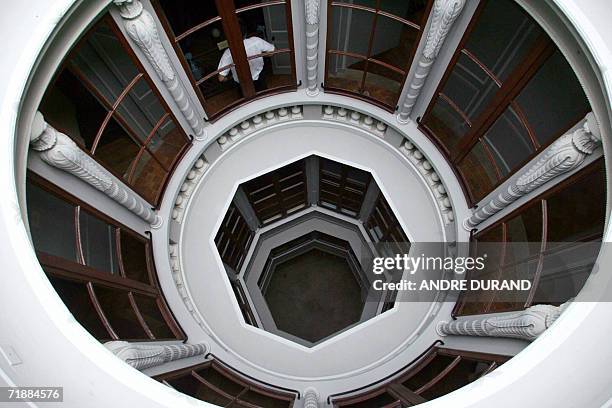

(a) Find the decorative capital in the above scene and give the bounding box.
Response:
[30,112,57,151]
[423,0,466,60]
[516,113,601,190]
[113,0,144,20]
[105,341,208,371]
[305,0,320,25]
[572,112,601,154]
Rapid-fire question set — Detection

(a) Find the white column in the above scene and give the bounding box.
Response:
[464,113,601,230]
[304,0,321,96]
[397,0,466,123]
[113,0,206,140]
[105,341,208,371]
[437,303,569,341]
[303,387,320,408]
[30,112,162,228]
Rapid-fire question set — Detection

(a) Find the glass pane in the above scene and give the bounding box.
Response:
[26,182,77,261]
[464,0,544,82]
[363,62,403,107]
[370,14,419,71]
[93,286,148,339]
[474,224,504,270]
[257,52,294,92]
[132,294,175,339]
[330,6,374,56]
[482,106,534,176]
[70,21,140,105]
[147,117,187,169]
[198,69,244,117]
[240,390,288,408]
[157,0,220,38]
[488,260,537,313]
[179,19,228,82]
[237,4,287,42]
[116,78,165,143]
[458,142,499,203]
[94,116,141,177]
[402,354,457,390]
[195,366,244,397]
[535,244,597,305]
[40,69,108,151]
[79,210,118,274]
[516,50,590,146]
[130,150,167,204]
[120,230,149,284]
[166,373,233,406]
[420,358,492,400]
[443,54,499,121]
[379,0,429,24]
[326,53,365,93]
[424,96,470,151]
[48,276,109,339]
[546,163,606,243]
[505,203,543,264]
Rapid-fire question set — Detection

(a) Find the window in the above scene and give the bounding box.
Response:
[333,345,509,407]
[157,360,296,407]
[365,193,410,256]
[319,157,371,217]
[420,0,590,204]
[26,175,184,341]
[154,0,297,119]
[214,203,255,271]
[325,0,433,110]
[242,158,308,225]
[39,16,191,206]
[454,159,605,316]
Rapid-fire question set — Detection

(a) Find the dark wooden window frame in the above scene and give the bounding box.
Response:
[418,0,590,206]
[243,158,309,225]
[332,345,509,407]
[324,0,434,112]
[318,157,372,218]
[365,193,410,250]
[28,172,185,341]
[452,158,605,317]
[214,202,256,272]
[156,358,297,407]
[45,14,192,207]
[152,0,298,122]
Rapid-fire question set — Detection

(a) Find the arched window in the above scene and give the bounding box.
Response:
[420,0,590,204]
[454,159,606,316]
[325,0,433,110]
[26,175,185,341]
[153,0,297,120]
[39,16,191,206]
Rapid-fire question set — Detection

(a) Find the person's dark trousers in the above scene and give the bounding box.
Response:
[254,70,267,92]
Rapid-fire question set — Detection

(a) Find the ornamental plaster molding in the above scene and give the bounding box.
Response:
[397,0,466,123]
[437,302,569,341]
[113,0,206,140]
[304,0,320,25]
[319,105,454,225]
[104,341,208,370]
[164,103,455,380]
[303,387,320,408]
[464,113,601,230]
[304,0,321,96]
[30,112,162,227]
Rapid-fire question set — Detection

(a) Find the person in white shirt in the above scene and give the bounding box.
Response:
[217,29,275,92]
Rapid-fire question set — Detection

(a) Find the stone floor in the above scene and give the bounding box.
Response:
[264,248,364,343]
